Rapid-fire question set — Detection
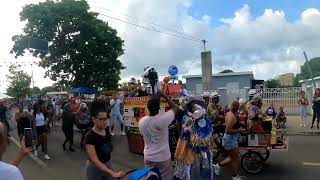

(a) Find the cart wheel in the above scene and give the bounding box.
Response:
[241,151,264,174]
[261,150,270,162]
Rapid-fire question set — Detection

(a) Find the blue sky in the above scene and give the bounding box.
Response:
[188,0,320,26]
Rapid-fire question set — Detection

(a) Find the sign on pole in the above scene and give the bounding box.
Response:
[168,65,178,76]
[28,37,49,52]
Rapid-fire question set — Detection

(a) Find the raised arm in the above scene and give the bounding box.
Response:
[159,92,178,114]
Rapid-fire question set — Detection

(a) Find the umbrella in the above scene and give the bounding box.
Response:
[24,97,33,102]
[0,93,13,100]
[69,87,98,94]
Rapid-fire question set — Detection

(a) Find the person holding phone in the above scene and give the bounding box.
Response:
[213,101,245,180]
[16,108,32,141]
[84,99,125,180]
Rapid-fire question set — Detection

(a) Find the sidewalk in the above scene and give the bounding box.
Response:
[281,115,320,135]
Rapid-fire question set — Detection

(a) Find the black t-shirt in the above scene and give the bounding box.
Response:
[84,130,113,163]
[0,106,7,120]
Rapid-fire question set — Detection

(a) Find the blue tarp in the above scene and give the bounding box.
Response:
[24,97,33,102]
[69,87,98,94]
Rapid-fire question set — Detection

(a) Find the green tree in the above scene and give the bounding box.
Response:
[296,57,320,81]
[265,79,281,88]
[11,0,124,90]
[31,86,42,96]
[219,69,234,73]
[6,65,32,98]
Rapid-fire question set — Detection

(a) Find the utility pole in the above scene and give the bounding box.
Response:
[202,39,207,51]
[32,70,34,88]
[303,51,315,89]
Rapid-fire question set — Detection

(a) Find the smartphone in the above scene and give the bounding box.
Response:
[24,128,33,148]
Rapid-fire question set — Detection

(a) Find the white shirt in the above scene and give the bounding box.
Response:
[139,110,175,162]
[35,113,45,127]
[0,161,24,180]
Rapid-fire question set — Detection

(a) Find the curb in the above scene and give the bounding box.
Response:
[285,132,320,136]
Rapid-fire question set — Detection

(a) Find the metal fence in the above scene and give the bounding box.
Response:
[257,87,302,109]
[187,87,303,114]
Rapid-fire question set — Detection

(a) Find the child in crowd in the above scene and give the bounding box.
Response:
[276,106,286,129]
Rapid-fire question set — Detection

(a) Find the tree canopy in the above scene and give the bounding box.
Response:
[6,65,31,98]
[219,69,234,73]
[11,0,124,90]
[265,79,280,88]
[296,57,320,81]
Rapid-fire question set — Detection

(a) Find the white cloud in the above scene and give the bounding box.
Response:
[1,1,320,92]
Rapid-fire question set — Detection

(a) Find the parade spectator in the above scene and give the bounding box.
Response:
[0,122,30,180]
[71,97,80,114]
[16,108,32,141]
[109,93,125,136]
[311,88,320,129]
[33,104,50,160]
[265,103,277,119]
[213,101,245,180]
[46,98,55,131]
[76,107,91,148]
[84,99,125,179]
[62,103,76,152]
[276,106,287,129]
[139,92,179,180]
[298,91,309,128]
[0,100,10,137]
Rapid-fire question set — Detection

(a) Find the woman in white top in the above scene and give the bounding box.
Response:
[298,91,309,128]
[33,104,50,160]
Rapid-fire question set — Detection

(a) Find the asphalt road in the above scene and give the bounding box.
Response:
[5,118,320,180]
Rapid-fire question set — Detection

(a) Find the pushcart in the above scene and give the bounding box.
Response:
[213,131,288,174]
[239,132,289,174]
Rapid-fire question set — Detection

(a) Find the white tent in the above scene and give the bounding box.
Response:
[0,93,13,100]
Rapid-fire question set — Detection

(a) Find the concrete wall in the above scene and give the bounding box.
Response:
[201,51,212,91]
[186,74,253,94]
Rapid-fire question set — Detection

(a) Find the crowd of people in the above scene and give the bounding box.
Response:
[0,86,320,180]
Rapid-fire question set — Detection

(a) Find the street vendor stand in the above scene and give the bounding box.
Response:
[123,83,181,154]
[123,97,168,154]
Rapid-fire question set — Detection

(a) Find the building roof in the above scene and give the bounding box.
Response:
[299,76,320,83]
[182,71,254,79]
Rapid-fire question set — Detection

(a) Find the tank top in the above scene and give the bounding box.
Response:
[231,112,241,129]
[35,113,45,127]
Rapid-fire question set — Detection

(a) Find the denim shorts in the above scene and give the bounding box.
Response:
[222,133,240,150]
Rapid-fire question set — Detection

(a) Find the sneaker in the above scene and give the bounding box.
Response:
[213,163,221,176]
[44,154,51,160]
[303,124,307,128]
[34,150,38,157]
[232,175,244,180]
[121,131,126,136]
[110,131,115,136]
[300,124,303,127]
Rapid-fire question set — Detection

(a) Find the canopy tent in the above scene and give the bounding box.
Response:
[0,93,13,100]
[24,97,33,102]
[69,87,98,94]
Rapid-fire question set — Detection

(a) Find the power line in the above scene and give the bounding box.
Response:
[97,12,203,43]
[91,5,202,41]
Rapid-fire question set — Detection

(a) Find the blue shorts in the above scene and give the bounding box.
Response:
[222,133,240,150]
